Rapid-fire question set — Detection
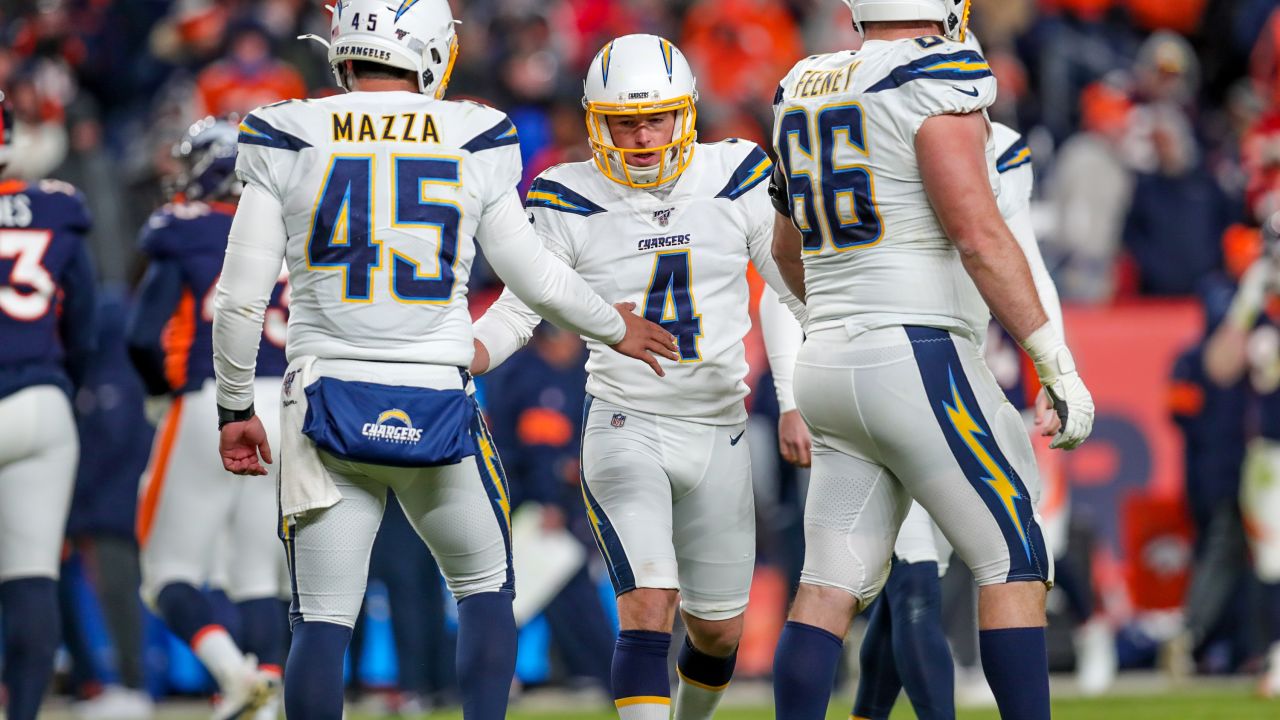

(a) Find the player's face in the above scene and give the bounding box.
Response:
[606,111,676,167]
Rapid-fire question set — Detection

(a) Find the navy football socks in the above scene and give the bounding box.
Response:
[887,561,954,719]
[155,582,218,644]
[980,626,1051,720]
[1,578,60,720]
[773,620,843,720]
[456,591,518,720]
[237,597,288,670]
[611,629,672,719]
[853,597,900,720]
[284,620,351,720]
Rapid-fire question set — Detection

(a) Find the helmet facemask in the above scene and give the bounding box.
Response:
[585,95,697,189]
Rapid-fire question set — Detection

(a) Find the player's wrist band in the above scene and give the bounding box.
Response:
[217,403,255,430]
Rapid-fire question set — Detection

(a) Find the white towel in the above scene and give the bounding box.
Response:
[278,355,341,518]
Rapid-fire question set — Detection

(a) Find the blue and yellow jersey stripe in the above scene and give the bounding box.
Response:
[461,116,520,153]
[716,145,773,201]
[866,50,992,93]
[525,177,608,217]
[237,113,312,152]
[996,139,1032,173]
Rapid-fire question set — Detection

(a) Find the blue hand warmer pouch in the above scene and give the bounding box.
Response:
[302,377,478,468]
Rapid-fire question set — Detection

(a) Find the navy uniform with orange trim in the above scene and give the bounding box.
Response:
[0,155,97,719]
[125,117,290,719]
[771,31,1054,612]
[473,34,806,720]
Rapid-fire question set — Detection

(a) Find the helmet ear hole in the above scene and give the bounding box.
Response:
[431,47,442,64]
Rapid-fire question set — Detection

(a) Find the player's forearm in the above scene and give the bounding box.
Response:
[958,233,1050,343]
[759,285,804,413]
[212,185,287,411]
[771,214,807,303]
[479,192,625,346]
[1204,323,1249,387]
[473,287,541,372]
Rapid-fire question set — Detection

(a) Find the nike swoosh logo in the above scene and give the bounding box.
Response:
[954,86,980,97]
[729,431,745,446]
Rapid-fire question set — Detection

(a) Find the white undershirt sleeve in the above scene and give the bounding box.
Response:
[475,191,625,350]
[1006,205,1065,337]
[759,284,805,413]
[212,183,288,411]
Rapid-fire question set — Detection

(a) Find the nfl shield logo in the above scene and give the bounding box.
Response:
[282,369,298,395]
[611,413,627,428]
[653,208,673,227]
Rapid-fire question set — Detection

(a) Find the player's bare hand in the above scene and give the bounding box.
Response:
[219,415,272,476]
[609,302,678,377]
[471,338,492,375]
[1033,387,1061,438]
[778,409,812,467]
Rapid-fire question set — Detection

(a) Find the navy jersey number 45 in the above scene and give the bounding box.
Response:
[308,155,461,303]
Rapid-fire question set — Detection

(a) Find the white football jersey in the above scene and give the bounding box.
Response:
[772,37,1000,342]
[479,140,782,425]
[236,92,527,367]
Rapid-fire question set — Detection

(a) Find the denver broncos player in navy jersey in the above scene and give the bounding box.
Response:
[0,94,97,720]
[125,118,289,720]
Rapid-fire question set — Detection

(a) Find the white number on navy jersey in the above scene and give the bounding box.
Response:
[0,229,55,321]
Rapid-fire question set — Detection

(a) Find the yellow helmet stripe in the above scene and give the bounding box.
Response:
[394,0,422,22]
[659,38,675,80]
[601,40,614,87]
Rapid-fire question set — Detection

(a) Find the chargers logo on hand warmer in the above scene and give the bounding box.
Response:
[362,409,424,444]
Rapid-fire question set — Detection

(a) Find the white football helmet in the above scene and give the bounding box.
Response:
[843,0,971,41]
[301,0,459,97]
[582,34,698,189]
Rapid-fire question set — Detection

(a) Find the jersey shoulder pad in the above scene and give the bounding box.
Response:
[864,39,995,112]
[526,163,608,218]
[28,179,91,232]
[238,100,314,152]
[454,102,520,154]
[992,123,1032,174]
[707,140,773,201]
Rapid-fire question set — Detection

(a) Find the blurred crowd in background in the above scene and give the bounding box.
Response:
[5,0,1280,714]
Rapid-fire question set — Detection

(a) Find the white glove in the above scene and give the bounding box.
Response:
[1022,325,1094,450]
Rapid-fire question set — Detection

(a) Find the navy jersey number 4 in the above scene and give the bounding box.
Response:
[308,155,461,303]
[643,250,702,362]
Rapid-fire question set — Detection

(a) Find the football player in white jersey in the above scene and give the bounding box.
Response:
[209,3,676,719]
[472,34,805,720]
[762,118,1067,720]
[767,3,1095,719]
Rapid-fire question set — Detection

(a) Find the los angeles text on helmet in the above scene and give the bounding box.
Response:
[340,44,393,63]
[332,112,440,144]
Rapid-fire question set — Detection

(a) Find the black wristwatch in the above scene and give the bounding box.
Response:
[217,403,256,430]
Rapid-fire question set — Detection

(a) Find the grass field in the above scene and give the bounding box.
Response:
[38,683,1276,719]
[380,689,1274,720]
